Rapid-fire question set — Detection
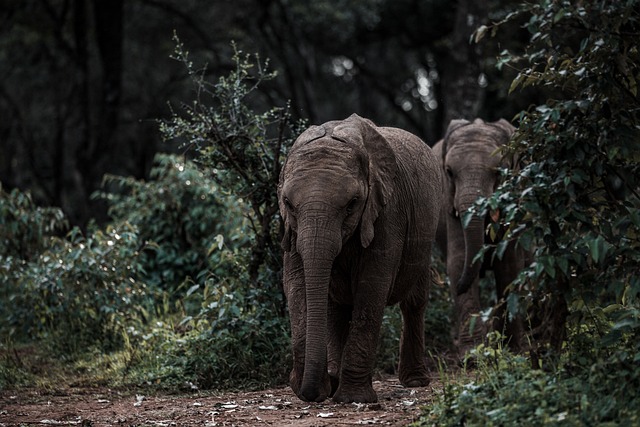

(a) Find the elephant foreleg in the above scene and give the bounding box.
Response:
[398,286,430,387]
[332,294,386,403]
[284,252,307,396]
[452,281,486,359]
[327,300,351,396]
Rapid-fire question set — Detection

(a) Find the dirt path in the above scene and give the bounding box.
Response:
[0,376,439,426]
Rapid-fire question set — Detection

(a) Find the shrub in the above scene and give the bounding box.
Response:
[1,185,148,354]
[94,153,248,298]
[420,330,640,426]
[1,220,150,355]
[159,36,306,286]
[125,244,291,390]
[469,0,640,360]
[0,183,67,260]
[418,1,640,424]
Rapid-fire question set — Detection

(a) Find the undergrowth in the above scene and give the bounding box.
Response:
[418,328,640,426]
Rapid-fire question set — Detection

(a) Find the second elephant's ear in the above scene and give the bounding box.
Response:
[344,114,398,248]
[489,118,516,138]
[489,119,519,170]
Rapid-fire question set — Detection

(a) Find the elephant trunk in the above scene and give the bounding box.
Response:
[297,214,341,402]
[456,201,485,296]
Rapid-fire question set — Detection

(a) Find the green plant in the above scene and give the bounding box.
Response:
[4,224,150,354]
[94,153,248,297]
[160,36,306,285]
[0,183,67,260]
[468,0,640,360]
[419,328,640,426]
[1,184,149,354]
[124,245,291,390]
[417,1,640,425]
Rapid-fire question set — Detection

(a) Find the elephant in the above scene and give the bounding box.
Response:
[433,118,526,356]
[278,114,442,403]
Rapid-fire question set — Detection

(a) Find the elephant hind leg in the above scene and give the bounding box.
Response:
[398,286,430,387]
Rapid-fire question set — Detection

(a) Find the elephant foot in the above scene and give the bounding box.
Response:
[399,371,430,388]
[332,382,378,403]
[329,374,340,397]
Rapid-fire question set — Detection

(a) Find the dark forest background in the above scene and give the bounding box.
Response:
[1,0,532,226]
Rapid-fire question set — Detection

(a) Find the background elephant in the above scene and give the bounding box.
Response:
[278,114,442,403]
[433,118,526,357]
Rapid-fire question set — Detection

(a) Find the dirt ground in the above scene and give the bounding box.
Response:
[0,376,440,426]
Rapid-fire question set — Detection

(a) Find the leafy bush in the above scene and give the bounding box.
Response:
[1,221,150,355]
[0,183,67,260]
[420,330,640,426]
[124,243,291,390]
[94,153,248,297]
[1,185,147,354]
[177,242,290,390]
[418,1,640,424]
[159,36,306,285]
[469,0,640,359]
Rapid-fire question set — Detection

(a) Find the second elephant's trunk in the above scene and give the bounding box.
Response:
[456,207,485,295]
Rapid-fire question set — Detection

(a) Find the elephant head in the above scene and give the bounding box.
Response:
[441,118,516,296]
[277,113,397,402]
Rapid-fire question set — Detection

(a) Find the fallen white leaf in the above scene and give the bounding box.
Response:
[134,394,145,407]
[258,405,278,410]
[221,403,238,409]
[317,412,334,418]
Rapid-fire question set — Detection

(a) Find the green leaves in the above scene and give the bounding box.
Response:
[587,235,611,265]
[160,36,305,282]
[472,0,640,369]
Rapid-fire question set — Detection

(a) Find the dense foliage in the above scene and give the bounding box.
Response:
[488,0,640,359]
[420,0,640,425]
[0,185,149,356]
[159,37,305,285]
[94,153,247,295]
[421,333,640,426]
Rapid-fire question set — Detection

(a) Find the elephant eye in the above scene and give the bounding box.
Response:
[284,197,295,212]
[346,197,359,214]
[446,166,454,178]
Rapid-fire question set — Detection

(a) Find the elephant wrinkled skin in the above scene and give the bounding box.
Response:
[278,114,442,403]
[433,118,527,357]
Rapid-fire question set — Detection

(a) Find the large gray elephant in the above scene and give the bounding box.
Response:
[278,114,442,403]
[433,118,526,356]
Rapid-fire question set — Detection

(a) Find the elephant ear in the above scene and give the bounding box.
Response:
[442,119,470,162]
[489,118,516,139]
[277,158,295,253]
[488,119,519,169]
[335,114,398,248]
[295,125,327,146]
